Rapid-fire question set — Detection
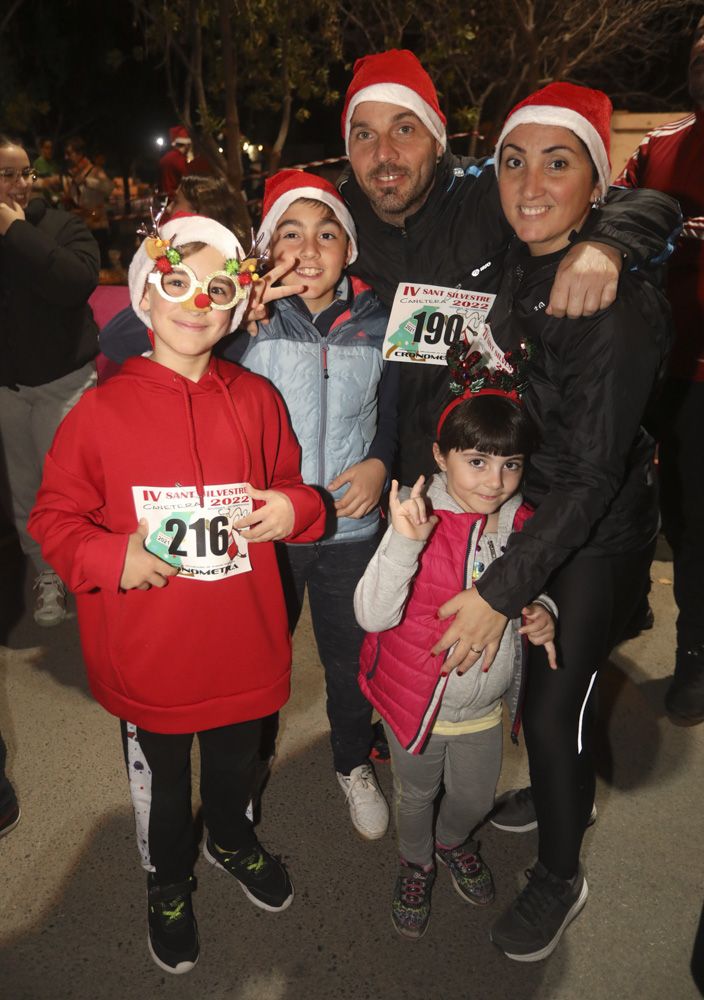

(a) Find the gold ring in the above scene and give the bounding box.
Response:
[470,646,483,654]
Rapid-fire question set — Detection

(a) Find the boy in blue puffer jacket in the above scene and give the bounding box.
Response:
[234,170,396,839]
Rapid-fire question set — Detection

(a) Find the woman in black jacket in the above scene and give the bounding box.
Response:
[0,135,99,625]
[431,84,672,961]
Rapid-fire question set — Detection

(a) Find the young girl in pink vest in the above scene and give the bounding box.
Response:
[354,371,557,940]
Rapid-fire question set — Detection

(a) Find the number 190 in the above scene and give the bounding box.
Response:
[411,310,464,346]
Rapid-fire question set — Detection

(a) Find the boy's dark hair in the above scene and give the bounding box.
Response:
[178,175,245,241]
[174,240,207,258]
[293,197,340,224]
[291,196,350,248]
[437,393,539,457]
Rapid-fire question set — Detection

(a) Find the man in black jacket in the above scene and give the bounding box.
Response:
[338,50,681,485]
[0,136,99,626]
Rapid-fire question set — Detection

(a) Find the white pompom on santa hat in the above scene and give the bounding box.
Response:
[494,82,613,196]
[257,169,358,263]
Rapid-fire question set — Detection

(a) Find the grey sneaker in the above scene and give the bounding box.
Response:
[391,859,436,939]
[490,862,588,962]
[33,571,67,627]
[491,786,596,833]
[435,840,495,905]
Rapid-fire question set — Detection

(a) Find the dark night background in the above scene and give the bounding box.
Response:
[1,2,702,185]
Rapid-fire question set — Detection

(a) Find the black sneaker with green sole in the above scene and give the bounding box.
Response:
[204,835,294,912]
[147,874,199,975]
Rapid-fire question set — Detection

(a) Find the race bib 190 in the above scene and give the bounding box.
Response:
[383,283,497,366]
[132,482,253,581]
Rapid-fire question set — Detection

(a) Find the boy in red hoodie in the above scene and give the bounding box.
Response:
[29,215,325,975]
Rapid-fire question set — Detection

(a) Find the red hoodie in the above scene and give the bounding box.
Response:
[29,355,326,733]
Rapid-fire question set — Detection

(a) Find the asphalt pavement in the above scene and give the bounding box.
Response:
[0,535,702,1000]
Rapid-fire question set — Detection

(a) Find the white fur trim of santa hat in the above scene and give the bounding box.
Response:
[344,83,447,155]
[494,102,611,197]
[128,215,250,333]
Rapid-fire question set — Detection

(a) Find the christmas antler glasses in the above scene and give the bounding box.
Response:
[138,213,268,311]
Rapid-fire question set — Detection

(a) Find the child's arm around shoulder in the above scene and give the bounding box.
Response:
[354,478,438,633]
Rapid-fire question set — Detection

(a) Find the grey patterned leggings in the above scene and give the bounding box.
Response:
[385,720,503,867]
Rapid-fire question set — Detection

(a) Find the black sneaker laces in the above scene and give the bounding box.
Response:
[515,868,565,925]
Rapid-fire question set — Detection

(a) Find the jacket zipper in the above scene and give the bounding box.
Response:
[318,341,329,483]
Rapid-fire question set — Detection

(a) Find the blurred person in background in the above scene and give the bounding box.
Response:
[158,126,192,199]
[64,136,114,268]
[0,134,99,625]
[32,138,61,206]
[616,14,704,726]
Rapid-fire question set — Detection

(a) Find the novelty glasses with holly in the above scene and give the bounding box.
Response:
[147,263,246,309]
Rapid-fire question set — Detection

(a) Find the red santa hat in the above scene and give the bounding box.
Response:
[341,49,447,154]
[494,82,612,195]
[169,126,191,145]
[257,169,358,264]
[128,214,251,333]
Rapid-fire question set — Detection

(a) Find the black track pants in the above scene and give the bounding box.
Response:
[121,718,262,885]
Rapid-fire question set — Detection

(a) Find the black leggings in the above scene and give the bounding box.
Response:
[523,542,654,880]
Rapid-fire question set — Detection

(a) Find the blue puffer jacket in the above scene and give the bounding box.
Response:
[235,275,390,543]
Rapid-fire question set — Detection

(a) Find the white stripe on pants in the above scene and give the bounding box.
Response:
[385,719,503,867]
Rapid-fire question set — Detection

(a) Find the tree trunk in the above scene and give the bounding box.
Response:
[218,0,250,230]
[268,29,292,176]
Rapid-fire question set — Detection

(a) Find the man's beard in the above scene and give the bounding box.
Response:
[362,163,437,224]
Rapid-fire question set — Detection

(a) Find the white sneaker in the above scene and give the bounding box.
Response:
[337,763,389,840]
[33,571,67,627]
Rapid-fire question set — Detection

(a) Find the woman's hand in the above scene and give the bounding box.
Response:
[547,241,622,318]
[328,458,386,519]
[432,586,508,676]
[0,198,26,236]
[242,260,306,334]
[388,476,438,542]
[519,603,558,669]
